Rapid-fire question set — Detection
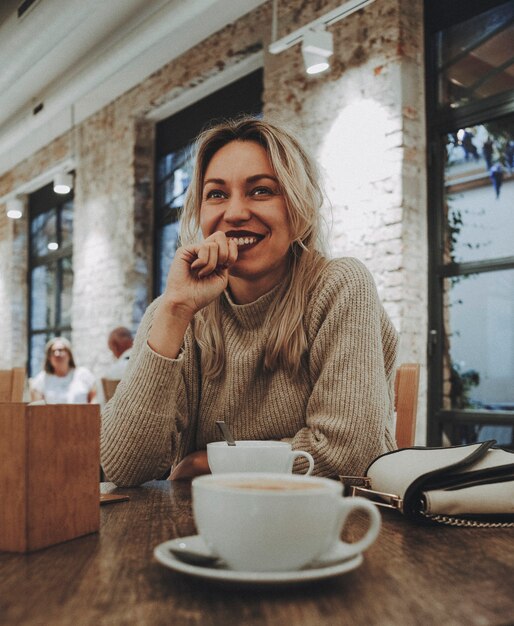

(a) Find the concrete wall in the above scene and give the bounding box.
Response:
[0,0,428,441]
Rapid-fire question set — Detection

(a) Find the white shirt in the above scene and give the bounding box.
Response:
[30,367,96,404]
[104,348,132,380]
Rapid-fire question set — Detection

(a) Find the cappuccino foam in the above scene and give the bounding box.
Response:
[222,479,322,491]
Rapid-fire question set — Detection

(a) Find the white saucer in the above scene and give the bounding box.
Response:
[153,535,363,585]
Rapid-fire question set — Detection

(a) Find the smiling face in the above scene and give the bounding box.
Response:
[200,140,292,299]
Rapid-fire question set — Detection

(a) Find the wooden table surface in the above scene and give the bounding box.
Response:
[1,481,513,626]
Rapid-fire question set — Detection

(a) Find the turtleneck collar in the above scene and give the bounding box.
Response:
[222,282,283,329]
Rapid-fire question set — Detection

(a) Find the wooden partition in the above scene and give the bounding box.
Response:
[0,368,25,402]
[0,403,100,552]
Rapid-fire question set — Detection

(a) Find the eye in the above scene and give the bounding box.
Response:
[205,189,227,200]
[250,186,275,197]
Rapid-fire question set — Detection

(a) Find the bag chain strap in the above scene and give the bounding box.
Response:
[420,512,514,528]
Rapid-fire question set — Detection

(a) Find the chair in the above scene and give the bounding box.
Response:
[0,368,25,402]
[394,363,420,448]
[101,378,120,402]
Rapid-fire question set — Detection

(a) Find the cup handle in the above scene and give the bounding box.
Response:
[290,450,315,475]
[334,496,381,558]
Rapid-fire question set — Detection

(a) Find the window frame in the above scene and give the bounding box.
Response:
[27,182,74,376]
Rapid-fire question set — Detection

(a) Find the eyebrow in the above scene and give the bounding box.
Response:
[203,174,279,188]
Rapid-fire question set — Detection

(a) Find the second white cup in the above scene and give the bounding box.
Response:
[207,440,314,475]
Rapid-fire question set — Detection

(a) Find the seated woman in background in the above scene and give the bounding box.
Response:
[101,117,398,487]
[30,337,96,404]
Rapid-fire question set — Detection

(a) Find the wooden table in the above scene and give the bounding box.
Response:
[1,481,513,625]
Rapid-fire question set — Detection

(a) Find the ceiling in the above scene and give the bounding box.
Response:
[0,0,267,177]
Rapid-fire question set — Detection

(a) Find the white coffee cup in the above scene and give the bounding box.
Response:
[207,440,314,475]
[192,473,381,572]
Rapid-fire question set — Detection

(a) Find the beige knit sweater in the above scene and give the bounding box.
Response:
[101,257,398,486]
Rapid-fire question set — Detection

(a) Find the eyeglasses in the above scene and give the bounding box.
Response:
[50,348,68,355]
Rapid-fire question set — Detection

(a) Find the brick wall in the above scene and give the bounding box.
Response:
[0,0,427,440]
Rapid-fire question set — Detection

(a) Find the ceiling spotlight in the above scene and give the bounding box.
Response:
[302,27,333,75]
[6,196,24,219]
[53,171,73,194]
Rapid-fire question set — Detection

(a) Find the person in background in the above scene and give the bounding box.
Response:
[101,117,398,487]
[30,337,96,404]
[105,327,133,379]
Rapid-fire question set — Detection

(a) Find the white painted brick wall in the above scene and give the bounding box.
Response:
[0,0,428,441]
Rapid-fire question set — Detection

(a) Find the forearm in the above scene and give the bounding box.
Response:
[100,298,191,486]
[148,299,193,359]
[100,343,183,486]
[290,404,389,478]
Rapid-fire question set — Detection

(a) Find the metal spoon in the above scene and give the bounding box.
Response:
[168,543,355,570]
[215,420,236,446]
[168,543,223,567]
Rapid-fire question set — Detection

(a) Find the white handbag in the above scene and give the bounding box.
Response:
[343,440,514,527]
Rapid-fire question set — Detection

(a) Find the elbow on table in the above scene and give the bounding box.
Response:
[100,445,167,487]
[101,462,160,487]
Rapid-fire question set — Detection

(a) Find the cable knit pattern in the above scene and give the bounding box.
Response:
[101,257,398,486]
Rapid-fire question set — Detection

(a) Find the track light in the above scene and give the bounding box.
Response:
[6,196,24,219]
[269,0,375,75]
[302,27,333,74]
[53,171,73,194]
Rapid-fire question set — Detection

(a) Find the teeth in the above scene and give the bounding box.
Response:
[232,236,258,246]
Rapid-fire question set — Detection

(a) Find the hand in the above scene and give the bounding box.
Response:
[149,232,238,358]
[164,231,238,317]
[168,450,211,481]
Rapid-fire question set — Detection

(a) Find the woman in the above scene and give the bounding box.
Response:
[30,337,96,404]
[101,118,398,486]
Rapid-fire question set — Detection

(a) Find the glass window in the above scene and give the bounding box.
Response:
[30,264,57,331]
[444,119,514,263]
[30,209,57,257]
[30,333,49,378]
[438,118,514,446]
[156,221,181,295]
[427,2,514,448]
[437,1,514,109]
[28,182,74,376]
[445,269,514,411]
[156,145,193,211]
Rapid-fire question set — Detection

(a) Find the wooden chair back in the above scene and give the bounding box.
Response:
[101,378,120,402]
[0,368,25,402]
[394,363,420,448]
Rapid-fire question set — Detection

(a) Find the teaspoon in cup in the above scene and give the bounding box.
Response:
[215,420,236,446]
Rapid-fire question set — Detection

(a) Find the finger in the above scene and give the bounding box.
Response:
[213,232,230,266]
[203,231,230,266]
[225,238,239,267]
[190,245,211,270]
[197,242,220,277]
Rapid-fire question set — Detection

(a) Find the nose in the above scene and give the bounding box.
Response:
[223,194,251,223]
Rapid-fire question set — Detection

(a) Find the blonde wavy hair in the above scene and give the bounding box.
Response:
[181,117,329,378]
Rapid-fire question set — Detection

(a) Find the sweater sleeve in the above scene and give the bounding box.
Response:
[290,258,398,478]
[100,298,199,486]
